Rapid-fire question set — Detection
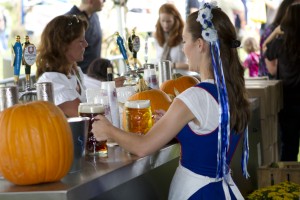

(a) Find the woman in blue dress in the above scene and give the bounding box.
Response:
[92,1,250,199]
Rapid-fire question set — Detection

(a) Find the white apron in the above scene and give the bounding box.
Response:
[168,164,244,200]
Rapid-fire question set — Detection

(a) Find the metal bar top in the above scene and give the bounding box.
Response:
[0,143,180,200]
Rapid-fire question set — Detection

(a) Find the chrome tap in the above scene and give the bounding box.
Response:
[19,87,37,102]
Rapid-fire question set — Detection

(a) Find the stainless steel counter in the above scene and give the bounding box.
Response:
[0,98,260,200]
[0,143,180,200]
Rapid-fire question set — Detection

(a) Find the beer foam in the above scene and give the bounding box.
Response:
[78,103,105,114]
[125,100,150,109]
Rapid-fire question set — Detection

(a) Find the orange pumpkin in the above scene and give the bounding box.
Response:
[122,79,172,129]
[128,89,172,113]
[127,80,172,113]
[160,75,200,98]
[0,101,74,185]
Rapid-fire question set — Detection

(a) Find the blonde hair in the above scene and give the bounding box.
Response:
[243,37,259,54]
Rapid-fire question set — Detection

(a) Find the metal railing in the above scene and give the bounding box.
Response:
[0,55,126,87]
[0,74,36,89]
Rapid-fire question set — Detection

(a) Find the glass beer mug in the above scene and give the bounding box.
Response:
[124,100,153,135]
[78,103,108,157]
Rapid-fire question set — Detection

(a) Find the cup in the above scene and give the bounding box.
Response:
[158,60,173,86]
[101,81,120,128]
[143,68,158,89]
[116,86,136,130]
[67,117,89,173]
[36,82,54,103]
[86,88,112,122]
[124,100,153,135]
[78,103,108,157]
[0,85,18,112]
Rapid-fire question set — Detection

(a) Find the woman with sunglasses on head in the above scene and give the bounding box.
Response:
[36,15,88,117]
[92,2,250,199]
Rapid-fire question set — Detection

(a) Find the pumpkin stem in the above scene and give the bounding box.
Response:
[137,79,150,92]
[172,73,183,79]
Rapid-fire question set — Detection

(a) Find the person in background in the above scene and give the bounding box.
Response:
[186,0,199,19]
[84,58,125,89]
[154,3,188,70]
[92,2,250,199]
[259,0,298,77]
[36,15,88,117]
[0,8,8,52]
[66,0,105,74]
[264,3,300,161]
[243,37,260,77]
[264,0,282,27]
[215,0,246,36]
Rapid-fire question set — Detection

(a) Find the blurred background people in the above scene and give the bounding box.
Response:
[264,3,300,161]
[264,0,282,28]
[185,0,199,19]
[154,3,188,70]
[0,8,8,52]
[215,0,246,37]
[36,15,88,117]
[84,57,125,88]
[243,37,260,77]
[66,0,106,74]
[259,0,298,77]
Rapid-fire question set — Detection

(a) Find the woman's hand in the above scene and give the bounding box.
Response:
[114,76,126,87]
[262,25,284,52]
[153,109,166,123]
[91,115,113,142]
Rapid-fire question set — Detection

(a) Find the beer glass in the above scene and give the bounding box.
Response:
[78,103,107,157]
[124,100,153,135]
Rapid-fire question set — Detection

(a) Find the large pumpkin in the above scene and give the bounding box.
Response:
[0,101,74,185]
[160,75,200,98]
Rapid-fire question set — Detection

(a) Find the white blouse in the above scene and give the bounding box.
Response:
[37,67,86,105]
[176,79,219,135]
[154,40,187,64]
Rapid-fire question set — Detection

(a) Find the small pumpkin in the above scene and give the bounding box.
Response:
[0,101,74,185]
[160,75,200,99]
[128,79,172,113]
[122,79,172,129]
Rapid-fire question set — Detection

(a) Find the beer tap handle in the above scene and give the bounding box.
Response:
[12,35,22,86]
[128,28,140,70]
[115,32,130,72]
[22,35,37,91]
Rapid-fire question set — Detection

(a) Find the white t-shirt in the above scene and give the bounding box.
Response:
[37,67,86,105]
[176,79,219,135]
[154,40,187,64]
[215,0,245,25]
[83,74,102,89]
